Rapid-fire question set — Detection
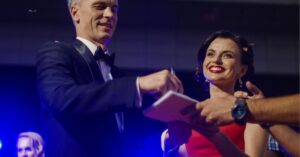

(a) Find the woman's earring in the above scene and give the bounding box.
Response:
[239,78,243,88]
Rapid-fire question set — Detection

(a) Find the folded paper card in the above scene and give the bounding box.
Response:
[143,91,198,123]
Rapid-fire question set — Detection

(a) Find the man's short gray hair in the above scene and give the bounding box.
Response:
[67,0,80,7]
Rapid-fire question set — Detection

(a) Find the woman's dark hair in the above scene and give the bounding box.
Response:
[195,30,255,89]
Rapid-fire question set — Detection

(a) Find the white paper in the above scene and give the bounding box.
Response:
[143,91,198,123]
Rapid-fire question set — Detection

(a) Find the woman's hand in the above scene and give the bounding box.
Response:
[234,81,264,99]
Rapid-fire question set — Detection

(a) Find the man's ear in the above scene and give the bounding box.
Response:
[239,65,248,78]
[70,5,80,23]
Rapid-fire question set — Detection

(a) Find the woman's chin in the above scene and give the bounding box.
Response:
[209,79,234,86]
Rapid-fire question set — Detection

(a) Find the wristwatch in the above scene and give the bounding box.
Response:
[231,98,249,125]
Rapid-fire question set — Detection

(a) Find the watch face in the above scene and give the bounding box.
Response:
[234,104,247,119]
[232,99,248,125]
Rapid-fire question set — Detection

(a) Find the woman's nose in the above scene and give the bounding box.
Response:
[212,55,222,64]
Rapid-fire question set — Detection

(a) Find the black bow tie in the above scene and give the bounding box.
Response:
[94,47,115,66]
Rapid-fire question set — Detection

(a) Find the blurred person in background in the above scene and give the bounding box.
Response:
[17,132,45,157]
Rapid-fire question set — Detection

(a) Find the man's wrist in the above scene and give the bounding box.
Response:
[244,99,255,123]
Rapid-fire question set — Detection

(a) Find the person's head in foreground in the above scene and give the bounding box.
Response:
[17,132,45,157]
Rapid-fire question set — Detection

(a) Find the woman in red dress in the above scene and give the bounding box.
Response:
[161,30,268,157]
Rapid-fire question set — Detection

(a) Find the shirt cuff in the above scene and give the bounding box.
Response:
[135,77,143,108]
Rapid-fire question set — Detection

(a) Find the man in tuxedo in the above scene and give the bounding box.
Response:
[36,0,183,156]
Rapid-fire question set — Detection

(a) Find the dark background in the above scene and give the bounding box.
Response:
[0,0,299,156]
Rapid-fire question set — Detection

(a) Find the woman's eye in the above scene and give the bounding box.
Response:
[223,53,233,58]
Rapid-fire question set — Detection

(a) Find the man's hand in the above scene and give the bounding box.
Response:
[138,69,184,98]
[190,81,264,126]
[193,97,236,126]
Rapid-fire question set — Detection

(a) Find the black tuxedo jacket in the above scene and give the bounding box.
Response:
[36,40,140,157]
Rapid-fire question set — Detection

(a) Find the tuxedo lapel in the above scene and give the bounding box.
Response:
[73,40,104,82]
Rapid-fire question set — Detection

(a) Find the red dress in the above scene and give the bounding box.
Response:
[185,123,245,157]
